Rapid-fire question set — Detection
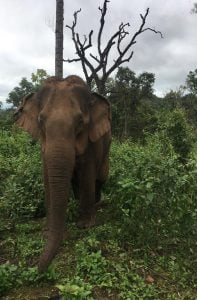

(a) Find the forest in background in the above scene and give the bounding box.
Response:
[0,66,196,299]
[2,67,197,137]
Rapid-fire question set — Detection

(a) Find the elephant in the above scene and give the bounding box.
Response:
[14,75,111,271]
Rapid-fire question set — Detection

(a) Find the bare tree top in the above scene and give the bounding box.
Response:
[64,0,163,95]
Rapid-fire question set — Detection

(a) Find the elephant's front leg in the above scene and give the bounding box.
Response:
[42,156,51,237]
[77,165,96,229]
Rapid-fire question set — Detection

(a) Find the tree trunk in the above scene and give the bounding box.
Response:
[95,77,106,96]
[55,0,64,78]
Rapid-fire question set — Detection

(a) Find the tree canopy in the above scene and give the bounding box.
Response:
[6,69,49,108]
[185,68,197,96]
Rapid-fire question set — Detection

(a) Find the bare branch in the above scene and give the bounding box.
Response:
[141,27,163,38]
[120,50,134,64]
[84,30,93,50]
[105,50,134,78]
[82,35,87,47]
[65,2,162,95]
[65,8,96,84]
[191,3,197,14]
[90,54,100,63]
[102,22,129,58]
[98,0,110,56]
[104,8,162,79]
[117,23,130,54]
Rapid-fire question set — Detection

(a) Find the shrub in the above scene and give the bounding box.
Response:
[107,136,197,247]
[0,110,14,130]
[157,109,194,163]
[0,263,56,296]
[0,129,79,222]
[0,130,44,220]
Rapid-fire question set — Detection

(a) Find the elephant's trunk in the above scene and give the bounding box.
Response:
[38,144,75,271]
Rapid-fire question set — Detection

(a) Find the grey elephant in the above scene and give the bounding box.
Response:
[14,75,111,271]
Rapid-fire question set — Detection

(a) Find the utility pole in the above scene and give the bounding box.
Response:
[55,0,64,78]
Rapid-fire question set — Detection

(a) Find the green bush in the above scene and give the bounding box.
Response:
[0,109,14,130]
[0,130,44,220]
[0,129,79,222]
[107,136,197,247]
[0,123,196,298]
[1,121,196,239]
[156,109,194,162]
[1,152,44,220]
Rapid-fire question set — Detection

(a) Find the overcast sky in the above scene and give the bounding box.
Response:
[0,0,197,106]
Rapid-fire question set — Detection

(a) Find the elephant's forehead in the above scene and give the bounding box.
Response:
[38,91,81,118]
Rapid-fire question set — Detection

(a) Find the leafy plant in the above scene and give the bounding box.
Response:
[157,109,194,162]
[0,130,44,220]
[0,107,196,299]
[56,277,93,300]
[0,263,56,296]
[107,136,197,247]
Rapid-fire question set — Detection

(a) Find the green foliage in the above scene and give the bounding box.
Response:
[31,69,49,90]
[110,67,156,139]
[138,72,155,99]
[162,88,197,131]
[0,130,83,223]
[108,136,197,247]
[114,67,155,99]
[0,92,196,298]
[109,67,197,139]
[0,109,14,130]
[56,235,159,299]
[56,278,93,300]
[6,77,34,108]
[6,69,49,108]
[185,68,197,96]
[0,130,44,220]
[1,220,196,298]
[75,237,109,286]
[1,152,44,220]
[157,109,194,162]
[163,89,183,110]
[0,221,56,296]
[180,93,197,127]
[0,264,18,295]
[0,263,56,296]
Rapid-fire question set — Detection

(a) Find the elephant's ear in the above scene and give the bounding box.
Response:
[14,93,40,139]
[89,92,111,142]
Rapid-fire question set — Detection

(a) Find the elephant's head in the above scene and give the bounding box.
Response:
[14,75,111,271]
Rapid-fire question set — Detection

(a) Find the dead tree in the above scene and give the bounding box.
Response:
[64,0,162,95]
[191,2,197,13]
[55,0,64,78]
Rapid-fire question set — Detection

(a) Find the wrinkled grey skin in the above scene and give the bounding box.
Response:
[14,75,111,271]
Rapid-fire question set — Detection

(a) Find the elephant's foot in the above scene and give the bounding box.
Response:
[77,214,96,229]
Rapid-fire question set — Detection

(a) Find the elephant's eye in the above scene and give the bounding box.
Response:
[78,116,84,126]
[76,115,84,134]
